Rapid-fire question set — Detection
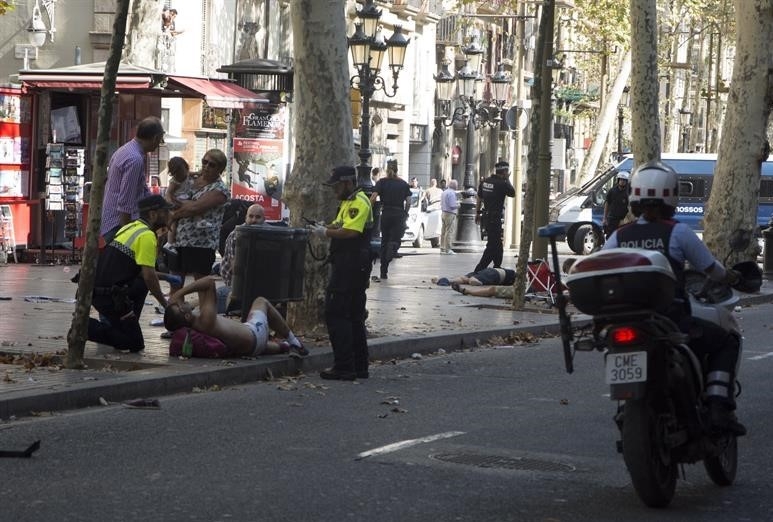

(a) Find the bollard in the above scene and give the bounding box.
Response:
[763,226,773,278]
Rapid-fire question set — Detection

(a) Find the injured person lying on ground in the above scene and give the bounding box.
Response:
[432,267,516,298]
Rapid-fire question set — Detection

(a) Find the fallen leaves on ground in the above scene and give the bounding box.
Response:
[0,351,64,370]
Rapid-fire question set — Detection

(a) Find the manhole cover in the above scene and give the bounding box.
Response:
[430,452,575,473]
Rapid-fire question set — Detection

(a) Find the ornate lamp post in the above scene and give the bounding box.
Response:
[679,108,692,152]
[616,86,630,161]
[434,42,511,251]
[347,0,410,191]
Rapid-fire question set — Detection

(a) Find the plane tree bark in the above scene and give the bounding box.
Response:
[704,0,773,263]
[284,0,355,333]
[65,0,131,369]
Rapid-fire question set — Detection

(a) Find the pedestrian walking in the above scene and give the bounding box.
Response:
[101,116,165,243]
[87,195,172,352]
[440,179,459,254]
[474,161,515,272]
[311,166,374,380]
[602,171,630,238]
[370,159,410,280]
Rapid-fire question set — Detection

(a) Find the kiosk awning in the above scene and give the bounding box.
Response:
[166,77,268,108]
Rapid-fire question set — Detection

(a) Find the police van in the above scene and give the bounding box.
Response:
[550,153,773,254]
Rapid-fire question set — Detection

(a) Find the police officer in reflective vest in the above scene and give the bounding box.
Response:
[87,195,172,352]
[474,161,515,272]
[311,166,374,380]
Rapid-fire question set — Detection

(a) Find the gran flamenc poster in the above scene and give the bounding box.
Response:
[231,103,287,221]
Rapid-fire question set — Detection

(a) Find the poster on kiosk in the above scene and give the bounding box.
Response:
[231,102,287,221]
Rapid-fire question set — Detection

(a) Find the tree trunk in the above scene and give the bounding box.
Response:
[65,0,131,369]
[123,0,165,67]
[704,0,773,262]
[284,0,354,333]
[629,0,661,163]
[577,50,631,186]
[512,1,552,310]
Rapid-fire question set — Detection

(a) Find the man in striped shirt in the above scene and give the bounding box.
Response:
[101,116,165,243]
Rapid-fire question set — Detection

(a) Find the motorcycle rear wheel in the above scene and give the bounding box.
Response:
[704,435,738,486]
[622,398,678,508]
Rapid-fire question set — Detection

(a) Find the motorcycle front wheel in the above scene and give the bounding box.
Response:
[622,398,678,508]
[704,435,738,486]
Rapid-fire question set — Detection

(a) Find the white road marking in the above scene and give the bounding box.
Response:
[748,352,773,361]
[355,431,466,460]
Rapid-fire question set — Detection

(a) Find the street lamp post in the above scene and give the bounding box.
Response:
[434,46,511,252]
[347,0,410,192]
[616,86,630,161]
[679,108,692,152]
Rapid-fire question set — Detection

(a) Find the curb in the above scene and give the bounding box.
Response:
[0,321,570,420]
[1,291,769,420]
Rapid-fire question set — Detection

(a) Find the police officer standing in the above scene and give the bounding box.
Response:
[474,161,515,272]
[370,159,411,281]
[312,166,374,381]
[602,171,630,238]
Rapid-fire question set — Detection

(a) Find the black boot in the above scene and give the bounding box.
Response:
[708,400,747,436]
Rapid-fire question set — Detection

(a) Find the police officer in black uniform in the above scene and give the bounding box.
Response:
[370,159,411,280]
[312,166,374,380]
[602,171,630,238]
[474,161,515,272]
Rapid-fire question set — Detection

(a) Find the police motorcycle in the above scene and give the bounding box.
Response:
[538,224,762,508]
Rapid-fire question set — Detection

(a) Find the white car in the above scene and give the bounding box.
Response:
[401,188,441,248]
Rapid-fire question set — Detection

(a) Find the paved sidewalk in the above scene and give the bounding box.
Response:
[1,246,770,419]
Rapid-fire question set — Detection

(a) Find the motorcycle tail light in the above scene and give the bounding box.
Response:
[609,326,640,345]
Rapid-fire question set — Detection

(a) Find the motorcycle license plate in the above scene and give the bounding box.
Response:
[605,351,647,384]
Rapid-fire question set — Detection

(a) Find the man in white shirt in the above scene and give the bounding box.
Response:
[440,179,459,254]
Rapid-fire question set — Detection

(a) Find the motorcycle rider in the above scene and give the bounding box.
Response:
[603,160,746,436]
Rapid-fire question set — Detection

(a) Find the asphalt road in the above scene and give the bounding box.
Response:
[2,302,772,521]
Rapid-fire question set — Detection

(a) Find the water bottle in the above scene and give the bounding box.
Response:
[181,329,193,358]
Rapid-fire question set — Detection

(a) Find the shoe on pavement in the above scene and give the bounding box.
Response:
[371,275,381,283]
[447,249,456,255]
[288,342,309,358]
[319,368,357,381]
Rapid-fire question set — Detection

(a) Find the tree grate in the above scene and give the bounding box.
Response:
[430,452,575,473]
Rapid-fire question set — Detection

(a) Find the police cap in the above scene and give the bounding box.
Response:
[138,195,173,212]
[324,165,357,185]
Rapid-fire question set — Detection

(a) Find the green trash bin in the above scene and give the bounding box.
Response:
[230,224,309,320]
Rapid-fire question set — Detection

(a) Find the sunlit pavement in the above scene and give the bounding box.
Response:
[1,244,769,418]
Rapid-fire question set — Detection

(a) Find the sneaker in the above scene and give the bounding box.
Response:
[371,275,381,283]
[160,330,174,339]
[447,249,456,255]
[288,342,309,358]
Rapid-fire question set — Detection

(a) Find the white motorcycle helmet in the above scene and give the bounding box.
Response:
[629,161,679,208]
[616,171,630,181]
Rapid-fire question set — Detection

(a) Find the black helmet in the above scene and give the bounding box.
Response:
[731,261,762,293]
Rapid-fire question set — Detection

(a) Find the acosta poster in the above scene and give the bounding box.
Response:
[231,102,287,220]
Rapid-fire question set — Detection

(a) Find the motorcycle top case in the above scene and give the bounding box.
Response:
[565,248,676,315]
